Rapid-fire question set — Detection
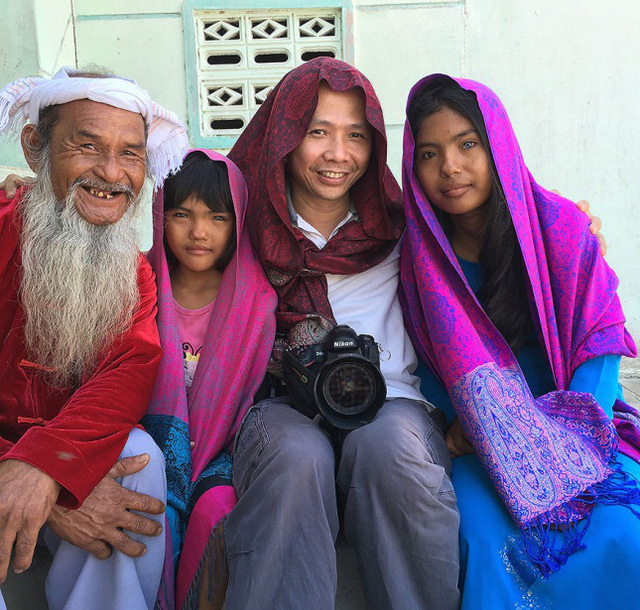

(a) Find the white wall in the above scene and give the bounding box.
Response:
[464,2,640,364]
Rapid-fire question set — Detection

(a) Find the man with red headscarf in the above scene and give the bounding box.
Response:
[224,58,461,610]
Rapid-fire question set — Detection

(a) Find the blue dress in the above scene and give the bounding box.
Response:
[417,258,640,609]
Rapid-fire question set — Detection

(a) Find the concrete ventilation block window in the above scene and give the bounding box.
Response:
[194,9,343,140]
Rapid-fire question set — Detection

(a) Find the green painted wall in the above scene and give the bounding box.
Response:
[0,0,40,169]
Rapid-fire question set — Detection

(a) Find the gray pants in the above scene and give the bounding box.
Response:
[0,428,167,610]
[225,398,460,610]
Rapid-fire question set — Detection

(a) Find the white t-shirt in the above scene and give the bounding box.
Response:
[289,200,430,406]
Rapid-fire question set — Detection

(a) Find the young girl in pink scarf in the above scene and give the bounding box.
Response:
[143,150,277,608]
[400,75,640,609]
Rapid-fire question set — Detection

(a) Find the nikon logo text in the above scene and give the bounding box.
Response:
[334,341,355,348]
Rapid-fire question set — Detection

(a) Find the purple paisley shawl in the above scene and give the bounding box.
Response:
[399,75,639,576]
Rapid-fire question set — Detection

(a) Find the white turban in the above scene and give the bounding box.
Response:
[0,67,189,187]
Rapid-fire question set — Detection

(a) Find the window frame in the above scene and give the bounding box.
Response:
[183,0,353,150]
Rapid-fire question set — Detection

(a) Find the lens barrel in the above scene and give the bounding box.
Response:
[282,325,387,430]
[316,355,386,429]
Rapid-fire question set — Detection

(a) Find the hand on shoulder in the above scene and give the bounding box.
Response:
[551,190,606,256]
[0,173,34,200]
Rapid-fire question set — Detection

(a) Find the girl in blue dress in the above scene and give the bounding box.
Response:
[400,74,640,609]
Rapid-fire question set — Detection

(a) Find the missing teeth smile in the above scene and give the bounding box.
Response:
[88,188,116,200]
[319,171,346,179]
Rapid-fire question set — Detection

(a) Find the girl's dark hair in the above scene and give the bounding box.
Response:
[407,76,531,354]
[163,152,237,271]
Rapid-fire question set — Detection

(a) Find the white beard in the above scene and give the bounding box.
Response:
[19,163,142,387]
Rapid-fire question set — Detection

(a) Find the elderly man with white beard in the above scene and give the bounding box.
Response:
[0,68,188,610]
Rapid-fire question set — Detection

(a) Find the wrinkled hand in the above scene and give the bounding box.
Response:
[0,460,61,582]
[551,190,606,256]
[0,173,34,198]
[445,418,475,458]
[46,453,165,560]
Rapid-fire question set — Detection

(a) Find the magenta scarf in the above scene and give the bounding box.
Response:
[144,149,277,606]
[146,148,276,478]
[399,75,639,578]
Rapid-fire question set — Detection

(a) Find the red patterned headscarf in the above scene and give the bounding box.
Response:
[229,58,404,338]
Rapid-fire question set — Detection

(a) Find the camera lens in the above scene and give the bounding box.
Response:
[320,360,377,416]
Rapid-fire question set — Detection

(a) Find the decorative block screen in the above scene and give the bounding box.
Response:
[193,9,343,140]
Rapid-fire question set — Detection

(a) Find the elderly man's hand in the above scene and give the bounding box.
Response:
[0,460,61,582]
[46,453,165,560]
[0,173,34,198]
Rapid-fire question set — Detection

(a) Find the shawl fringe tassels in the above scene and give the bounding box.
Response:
[508,457,640,585]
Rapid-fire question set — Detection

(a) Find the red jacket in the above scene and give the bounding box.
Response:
[0,189,162,509]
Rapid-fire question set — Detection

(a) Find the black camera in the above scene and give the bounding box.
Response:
[282,325,387,430]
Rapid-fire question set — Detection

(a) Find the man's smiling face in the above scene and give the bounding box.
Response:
[287,83,372,211]
[45,99,147,225]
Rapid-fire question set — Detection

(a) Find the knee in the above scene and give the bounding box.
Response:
[342,416,415,472]
[265,426,335,481]
[117,428,167,500]
[233,403,336,502]
[340,431,389,492]
[122,427,164,462]
[244,403,335,478]
[593,504,640,559]
[342,408,451,484]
